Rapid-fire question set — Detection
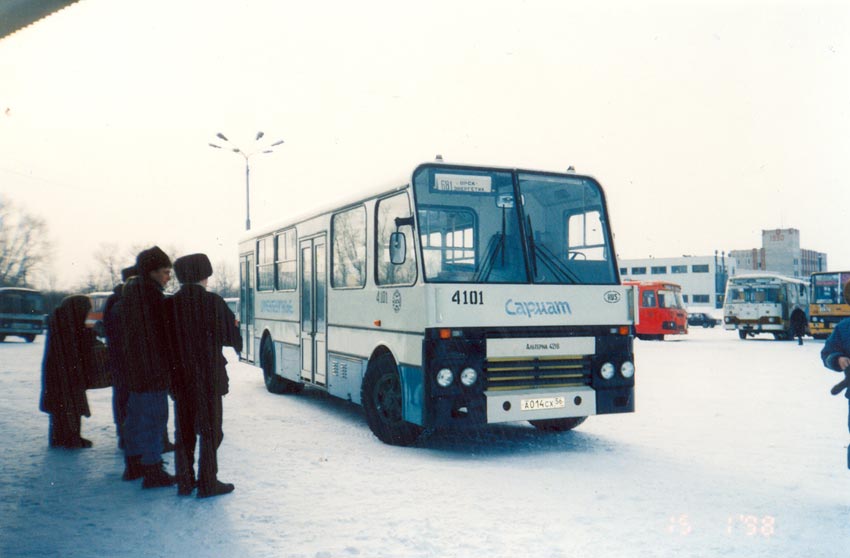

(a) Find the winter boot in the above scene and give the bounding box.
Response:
[141,462,176,489]
[197,480,235,499]
[177,478,197,497]
[122,455,143,481]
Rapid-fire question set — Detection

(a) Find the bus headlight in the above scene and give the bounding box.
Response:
[460,367,478,386]
[600,362,616,380]
[620,361,635,378]
[436,368,454,387]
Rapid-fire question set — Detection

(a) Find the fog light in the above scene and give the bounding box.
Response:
[460,367,478,386]
[621,361,635,378]
[436,368,454,387]
[600,362,615,380]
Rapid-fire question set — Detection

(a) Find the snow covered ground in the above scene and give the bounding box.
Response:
[1,328,848,558]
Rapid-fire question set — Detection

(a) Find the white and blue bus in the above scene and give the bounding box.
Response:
[723,273,809,340]
[237,161,636,445]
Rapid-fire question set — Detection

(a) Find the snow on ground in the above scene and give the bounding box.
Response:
[1,328,849,558]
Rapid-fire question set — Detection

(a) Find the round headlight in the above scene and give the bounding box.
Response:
[600,362,615,380]
[436,368,454,387]
[620,361,635,378]
[460,367,478,386]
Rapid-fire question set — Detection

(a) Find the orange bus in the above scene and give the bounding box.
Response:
[623,281,688,340]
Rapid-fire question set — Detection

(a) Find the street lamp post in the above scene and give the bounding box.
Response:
[209,131,285,231]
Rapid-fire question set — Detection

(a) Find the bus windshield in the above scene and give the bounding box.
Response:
[812,273,850,304]
[0,290,45,315]
[658,288,684,309]
[726,285,781,304]
[412,166,617,285]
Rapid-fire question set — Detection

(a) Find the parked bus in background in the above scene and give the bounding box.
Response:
[808,271,850,339]
[84,291,112,338]
[622,281,687,340]
[237,161,636,445]
[723,273,809,340]
[0,287,46,343]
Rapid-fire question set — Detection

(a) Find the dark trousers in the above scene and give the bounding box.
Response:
[112,383,129,449]
[49,412,82,447]
[174,395,223,491]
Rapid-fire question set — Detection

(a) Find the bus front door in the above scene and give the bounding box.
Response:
[300,236,327,386]
[239,253,255,363]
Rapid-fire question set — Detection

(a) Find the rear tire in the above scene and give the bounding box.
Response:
[738,330,748,340]
[23,334,35,343]
[530,417,587,432]
[361,353,423,446]
[261,336,303,394]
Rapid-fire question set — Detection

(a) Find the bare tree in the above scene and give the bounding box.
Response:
[93,242,123,288]
[0,195,50,287]
[209,260,238,298]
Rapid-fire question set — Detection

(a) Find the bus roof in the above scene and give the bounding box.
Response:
[728,273,808,285]
[0,287,42,294]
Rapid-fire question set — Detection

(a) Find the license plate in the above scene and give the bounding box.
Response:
[520,396,566,411]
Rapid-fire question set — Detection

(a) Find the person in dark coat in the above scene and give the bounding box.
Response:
[821,281,850,470]
[103,264,137,453]
[121,246,176,488]
[39,295,95,449]
[167,253,242,498]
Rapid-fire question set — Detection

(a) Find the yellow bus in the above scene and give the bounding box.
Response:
[809,271,850,339]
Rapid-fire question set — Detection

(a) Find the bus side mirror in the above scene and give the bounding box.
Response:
[390,232,406,264]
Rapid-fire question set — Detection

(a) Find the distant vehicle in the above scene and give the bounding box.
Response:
[0,287,46,343]
[808,271,850,340]
[623,281,688,340]
[723,274,809,340]
[85,291,112,338]
[224,297,240,327]
[687,312,717,328]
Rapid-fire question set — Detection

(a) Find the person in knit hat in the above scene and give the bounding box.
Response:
[821,280,850,470]
[120,246,176,488]
[167,253,242,498]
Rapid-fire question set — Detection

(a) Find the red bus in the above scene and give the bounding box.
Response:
[624,281,688,340]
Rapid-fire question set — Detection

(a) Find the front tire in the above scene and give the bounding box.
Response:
[23,334,35,343]
[261,337,303,394]
[738,330,748,340]
[530,417,587,432]
[361,353,423,446]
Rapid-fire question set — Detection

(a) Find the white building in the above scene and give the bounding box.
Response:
[619,253,736,309]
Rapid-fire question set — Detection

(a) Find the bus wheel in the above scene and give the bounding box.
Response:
[261,337,303,395]
[23,335,35,343]
[0,335,6,342]
[529,417,587,432]
[362,353,423,446]
[738,330,748,340]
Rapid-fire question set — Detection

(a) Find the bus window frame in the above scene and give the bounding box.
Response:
[331,204,368,290]
[374,191,418,288]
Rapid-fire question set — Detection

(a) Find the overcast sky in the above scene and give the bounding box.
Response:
[1,0,848,289]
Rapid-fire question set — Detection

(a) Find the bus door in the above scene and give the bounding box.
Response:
[300,236,327,386]
[239,253,255,362]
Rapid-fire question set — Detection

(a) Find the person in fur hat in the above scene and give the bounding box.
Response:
[167,253,242,498]
[121,246,176,488]
[821,281,850,470]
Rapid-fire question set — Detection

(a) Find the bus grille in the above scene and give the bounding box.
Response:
[484,356,593,391]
